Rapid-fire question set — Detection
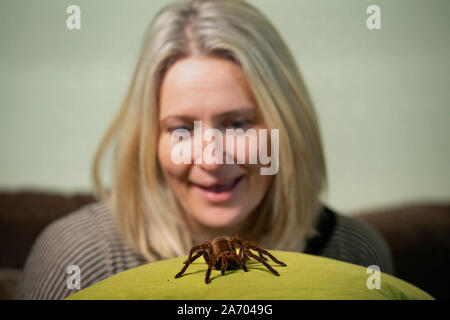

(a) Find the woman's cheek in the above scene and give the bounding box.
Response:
[158,134,176,174]
[158,134,190,178]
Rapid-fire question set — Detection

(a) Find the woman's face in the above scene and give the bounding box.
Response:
[157,56,273,234]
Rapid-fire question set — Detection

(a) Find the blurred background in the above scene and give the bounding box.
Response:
[0,0,449,299]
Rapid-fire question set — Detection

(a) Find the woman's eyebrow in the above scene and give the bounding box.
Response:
[217,108,256,119]
[160,107,256,125]
[160,115,195,126]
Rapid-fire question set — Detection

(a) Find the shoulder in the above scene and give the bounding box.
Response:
[310,206,394,274]
[14,201,143,300]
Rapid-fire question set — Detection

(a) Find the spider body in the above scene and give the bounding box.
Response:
[210,237,235,269]
[175,236,287,284]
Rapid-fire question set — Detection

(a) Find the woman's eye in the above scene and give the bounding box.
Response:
[167,125,192,133]
[228,120,251,129]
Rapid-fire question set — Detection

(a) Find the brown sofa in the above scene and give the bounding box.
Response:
[1,191,449,299]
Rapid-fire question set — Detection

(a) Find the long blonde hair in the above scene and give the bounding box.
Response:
[92,0,327,261]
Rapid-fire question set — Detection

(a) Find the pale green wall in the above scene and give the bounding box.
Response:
[1,0,449,213]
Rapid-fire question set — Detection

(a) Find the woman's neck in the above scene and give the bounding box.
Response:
[182,206,260,245]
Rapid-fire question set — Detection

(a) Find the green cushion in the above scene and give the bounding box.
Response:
[66,251,433,300]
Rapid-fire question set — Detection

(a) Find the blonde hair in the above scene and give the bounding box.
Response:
[92,0,327,261]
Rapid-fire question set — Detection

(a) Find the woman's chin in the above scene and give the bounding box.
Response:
[192,207,245,231]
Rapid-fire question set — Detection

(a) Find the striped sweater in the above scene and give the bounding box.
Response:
[14,201,394,300]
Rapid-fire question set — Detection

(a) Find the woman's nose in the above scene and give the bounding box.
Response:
[192,125,228,171]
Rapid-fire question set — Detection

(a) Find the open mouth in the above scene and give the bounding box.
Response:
[192,176,243,194]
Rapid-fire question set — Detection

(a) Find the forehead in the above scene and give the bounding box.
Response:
[158,56,257,119]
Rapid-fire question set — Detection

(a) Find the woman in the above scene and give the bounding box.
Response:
[15,0,393,300]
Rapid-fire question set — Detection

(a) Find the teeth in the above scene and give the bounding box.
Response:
[200,179,239,193]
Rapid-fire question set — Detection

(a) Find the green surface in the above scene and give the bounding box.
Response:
[66,251,433,300]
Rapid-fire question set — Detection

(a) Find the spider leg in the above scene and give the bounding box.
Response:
[221,258,228,276]
[230,236,243,248]
[246,244,287,266]
[236,245,249,272]
[243,252,249,264]
[184,244,207,263]
[231,237,244,258]
[237,252,248,272]
[258,251,268,261]
[215,252,226,275]
[205,263,212,284]
[238,243,246,260]
[205,252,216,284]
[203,252,210,264]
[240,241,267,261]
[245,250,280,276]
[175,251,203,278]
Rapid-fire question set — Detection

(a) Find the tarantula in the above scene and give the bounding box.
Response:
[174,236,287,284]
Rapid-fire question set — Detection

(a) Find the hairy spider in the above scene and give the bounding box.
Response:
[174,236,287,284]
